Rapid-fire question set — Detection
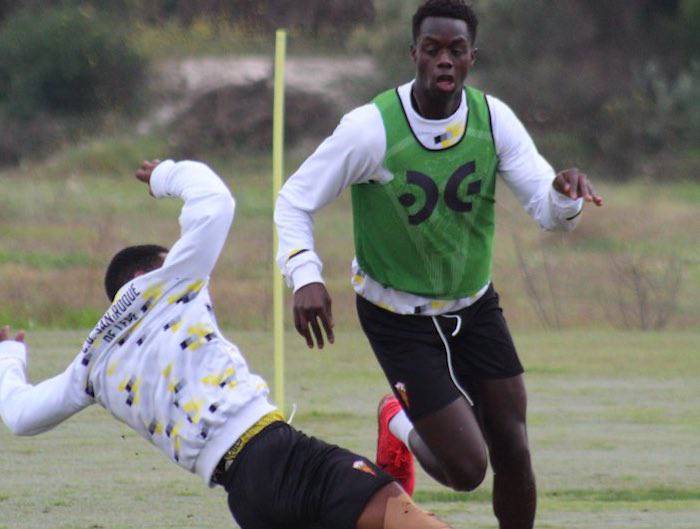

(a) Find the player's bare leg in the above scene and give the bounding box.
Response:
[357,482,453,529]
[477,375,535,529]
[410,397,489,491]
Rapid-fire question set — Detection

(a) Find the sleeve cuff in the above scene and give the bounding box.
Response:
[291,262,325,293]
[549,186,584,220]
[149,160,176,198]
[0,341,27,365]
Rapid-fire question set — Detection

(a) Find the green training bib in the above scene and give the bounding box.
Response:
[351,86,498,299]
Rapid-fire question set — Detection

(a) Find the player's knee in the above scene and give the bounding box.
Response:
[446,455,488,492]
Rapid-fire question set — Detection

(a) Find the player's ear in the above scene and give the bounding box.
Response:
[470,47,478,66]
[410,44,417,63]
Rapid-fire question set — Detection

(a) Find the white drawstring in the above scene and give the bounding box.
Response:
[443,314,462,337]
[287,403,298,425]
[431,316,473,406]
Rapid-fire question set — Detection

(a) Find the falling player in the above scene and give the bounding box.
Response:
[0,159,456,529]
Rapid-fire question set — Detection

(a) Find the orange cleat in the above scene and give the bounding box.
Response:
[376,394,415,496]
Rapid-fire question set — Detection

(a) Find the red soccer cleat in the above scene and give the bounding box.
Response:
[376,394,415,496]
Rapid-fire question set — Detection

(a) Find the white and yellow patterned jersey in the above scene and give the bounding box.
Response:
[0,160,275,485]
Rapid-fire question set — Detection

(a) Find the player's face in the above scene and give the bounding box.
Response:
[411,17,476,97]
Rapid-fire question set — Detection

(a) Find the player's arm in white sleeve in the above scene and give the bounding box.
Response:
[146,160,235,279]
[488,95,585,231]
[274,104,386,291]
[0,330,93,436]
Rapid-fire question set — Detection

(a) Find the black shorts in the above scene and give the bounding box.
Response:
[222,422,394,529]
[357,284,524,420]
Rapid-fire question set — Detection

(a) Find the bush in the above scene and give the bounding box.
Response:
[0,6,146,118]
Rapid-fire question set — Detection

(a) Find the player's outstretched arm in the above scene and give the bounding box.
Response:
[0,326,93,436]
[135,159,235,280]
[488,95,602,232]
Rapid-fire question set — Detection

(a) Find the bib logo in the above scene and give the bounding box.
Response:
[399,161,481,225]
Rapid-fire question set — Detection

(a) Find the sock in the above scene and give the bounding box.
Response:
[388,409,414,448]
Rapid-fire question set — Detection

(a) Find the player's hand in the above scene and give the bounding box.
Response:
[293,283,335,349]
[553,168,603,206]
[0,325,25,343]
[135,159,161,195]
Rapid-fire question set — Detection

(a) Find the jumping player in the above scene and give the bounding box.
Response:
[0,159,455,529]
[274,1,603,528]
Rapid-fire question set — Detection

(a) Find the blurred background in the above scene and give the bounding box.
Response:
[0,0,698,331]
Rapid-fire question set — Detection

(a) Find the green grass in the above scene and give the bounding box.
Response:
[0,329,698,529]
[1,144,699,332]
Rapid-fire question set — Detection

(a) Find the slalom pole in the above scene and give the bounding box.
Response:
[272,29,287,414]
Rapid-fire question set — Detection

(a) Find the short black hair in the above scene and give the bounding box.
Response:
[104,244,168,301]
[412,0,478,45]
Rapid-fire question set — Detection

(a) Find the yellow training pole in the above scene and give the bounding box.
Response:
[272,29,287,414]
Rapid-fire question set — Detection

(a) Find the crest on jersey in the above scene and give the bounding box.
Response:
[394,382,409,408]
[353,460,376,476]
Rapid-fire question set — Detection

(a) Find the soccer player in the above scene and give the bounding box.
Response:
[274,1,603,528]
[0,159,456,529]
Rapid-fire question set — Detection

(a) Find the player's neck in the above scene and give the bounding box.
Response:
[411,85,461,120]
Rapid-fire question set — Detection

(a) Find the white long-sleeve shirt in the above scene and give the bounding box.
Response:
[0,161,275,485]
[275,81,584,315]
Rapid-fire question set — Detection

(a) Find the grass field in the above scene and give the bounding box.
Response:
[1,141,698,332]
[0,329,698,529]
[1,122,698,529]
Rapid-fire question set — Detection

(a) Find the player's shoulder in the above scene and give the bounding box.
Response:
[340,102,383,128]
[334,102,385,149]
[483,93,521,125]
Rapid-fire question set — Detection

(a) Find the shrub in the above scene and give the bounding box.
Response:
[0,6,146,118]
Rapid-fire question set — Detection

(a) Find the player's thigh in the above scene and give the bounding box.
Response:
[224,423,301,529]
[411,396,487,474]
[356,295,461,421]
[476,374,530,459]
[226,421,393,529]
[313,443,395,529]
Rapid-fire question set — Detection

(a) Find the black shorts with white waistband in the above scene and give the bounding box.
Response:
[356,284,524,420]
[221,422,394,529]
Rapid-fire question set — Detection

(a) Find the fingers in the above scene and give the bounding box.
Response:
[0,325,25,342]
[556,168,603,206]
[294,307,314,349]
[319,298,335,346]
[566,171,580,200]
[134,159,161,183]
[587,181,604,206]
[293,307,333,349]
[577,174,604,206]
[293,284,335,349]
[309,315,325,349]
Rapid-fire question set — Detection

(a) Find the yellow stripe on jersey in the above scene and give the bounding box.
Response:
[168,280,205,305]
[201,367,236,388]
[107,362,119,377]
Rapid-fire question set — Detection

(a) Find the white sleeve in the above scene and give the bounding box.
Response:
[274,104,386,291]
[150,160,236,279]
[0,341,92,436]
[488,95,583,231]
